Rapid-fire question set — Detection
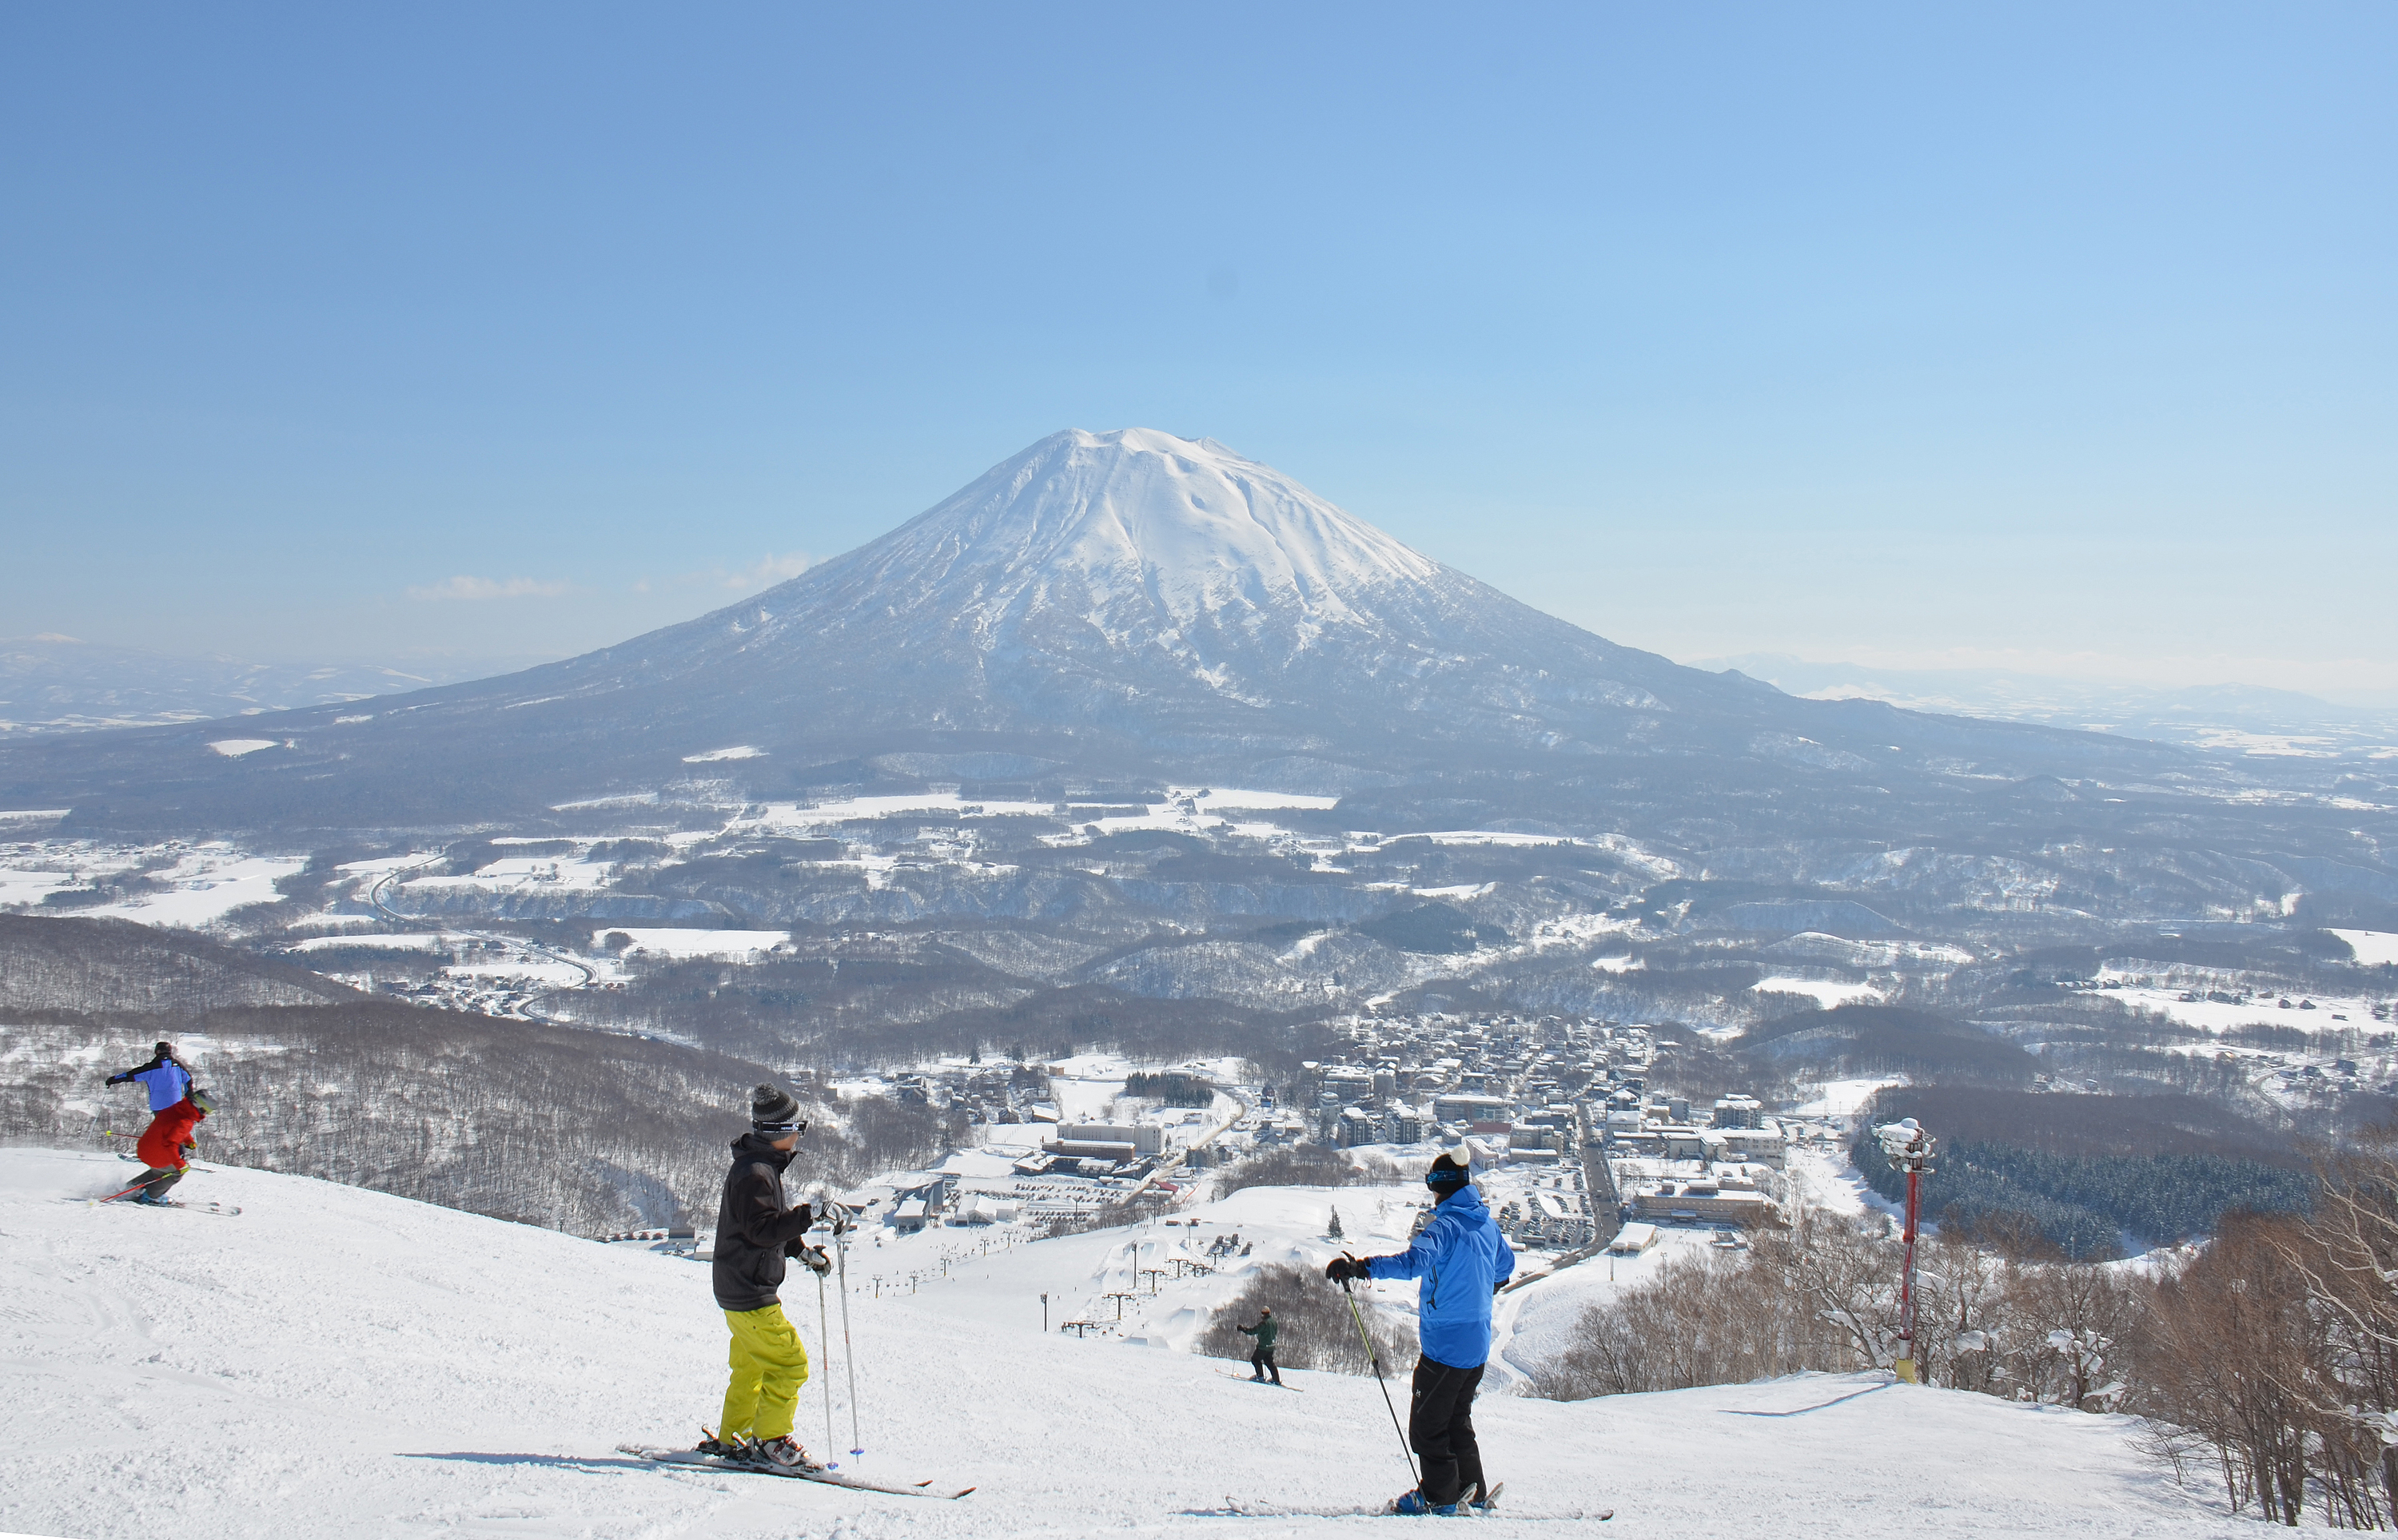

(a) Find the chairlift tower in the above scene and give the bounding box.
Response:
[1875,1116,1935,1383]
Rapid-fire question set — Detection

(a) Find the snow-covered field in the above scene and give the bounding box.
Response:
[1751,976,1882,1008]
[2083,980,2380,1033]
[2,1148,2258,1538]
[591,927,792,959]
[0,843,303,925]
[2331,929,2398,969]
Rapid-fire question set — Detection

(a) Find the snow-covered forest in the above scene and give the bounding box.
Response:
[0,1004,948,1235]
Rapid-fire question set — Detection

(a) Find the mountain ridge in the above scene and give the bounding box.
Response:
[0,428,2187,832]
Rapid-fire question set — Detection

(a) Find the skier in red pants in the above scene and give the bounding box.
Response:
[124,1088,214,1204]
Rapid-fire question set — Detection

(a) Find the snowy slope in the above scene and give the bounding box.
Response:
[5,1148,2249,1540]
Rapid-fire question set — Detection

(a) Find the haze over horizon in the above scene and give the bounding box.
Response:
[5,6,2392,704]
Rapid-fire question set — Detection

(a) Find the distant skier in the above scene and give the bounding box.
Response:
[1324,1148,1513,1515]
[123,1087,215,1204]
[107,1041,193,1120]
[705,1084,829,1470]
[1237,1307,1283,1385]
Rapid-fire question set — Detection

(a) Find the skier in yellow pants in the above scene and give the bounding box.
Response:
[720,1301,811,1450]
[704,1084,829,1469]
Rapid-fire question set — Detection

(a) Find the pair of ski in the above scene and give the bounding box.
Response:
[86,1185,241,1216]
[617,1443,974,1499]
[620,1450,1603,1521]
[1217,1486,1612,1522]
[1217,1369,1302,1391]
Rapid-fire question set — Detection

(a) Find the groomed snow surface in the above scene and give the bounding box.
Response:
[2,1149,2254,1539]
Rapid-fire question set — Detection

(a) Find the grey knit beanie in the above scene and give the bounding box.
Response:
[751,1083,804,1132]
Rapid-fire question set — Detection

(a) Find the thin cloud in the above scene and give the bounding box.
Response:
[721,552,812,591]
[406,575,572,602]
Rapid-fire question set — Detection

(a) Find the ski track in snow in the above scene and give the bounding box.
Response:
[2,1148,2254,1539]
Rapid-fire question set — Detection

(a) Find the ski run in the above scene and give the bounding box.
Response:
[4,1147,2258,1539]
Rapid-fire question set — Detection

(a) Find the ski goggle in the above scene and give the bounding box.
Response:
[754,1117,807,1135]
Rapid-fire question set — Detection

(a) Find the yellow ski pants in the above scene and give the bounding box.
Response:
[719,1302,811,1443]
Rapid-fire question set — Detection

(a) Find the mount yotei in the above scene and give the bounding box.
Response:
[2,428,2186,829]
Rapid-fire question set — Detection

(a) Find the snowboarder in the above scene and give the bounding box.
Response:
[1237,1307,1283,1385]
[1324,1148,1512,1515]
[706,1084,829,1470]
[123,1086,214,1204]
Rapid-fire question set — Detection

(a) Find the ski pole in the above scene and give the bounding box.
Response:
[817,1261,836,1463]
[835,1216,862,1458]
[1342,1275,1420,1490]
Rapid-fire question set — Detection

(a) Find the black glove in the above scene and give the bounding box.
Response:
[1325,1255,1367,1285]
[793,1204,814,1233]
[1494,1279,1507,1295]
[799,1244,832,1276]
[106,1072,131,1085]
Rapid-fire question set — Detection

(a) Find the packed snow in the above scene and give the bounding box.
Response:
[404,854,619,894]
[440,958,591,987]
[835,428,1444,633]
[592,927,792,959]
[743,793,1059,829]
[1788,1077,1906,1117]
[285,931,448,953]
[1191,788,1341,812]
[2081,977,2380,1033]
[2330,929,2398,968]
[205,738,280,757]
[1751,977,1884,1009]
[0,1148,2262,1539]
[0,843,303,926]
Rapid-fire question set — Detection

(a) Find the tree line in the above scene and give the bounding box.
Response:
[1848,1135,2315,1259]
[1536,1136,2398,1528]
[1124,1071,1215,1107]
[0,1003,947,1237]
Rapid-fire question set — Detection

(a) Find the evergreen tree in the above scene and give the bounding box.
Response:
[1328,1205,1344,1240]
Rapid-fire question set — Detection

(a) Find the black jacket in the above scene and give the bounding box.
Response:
[711,1132,816,1312]
[106,1050,185,1084]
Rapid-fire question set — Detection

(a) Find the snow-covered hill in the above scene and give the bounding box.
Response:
[5,1148,2248,1538]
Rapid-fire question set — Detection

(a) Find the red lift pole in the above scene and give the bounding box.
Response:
[1876,1117,1934,1383]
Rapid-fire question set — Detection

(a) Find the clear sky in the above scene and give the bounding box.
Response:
[5,4,2392,700]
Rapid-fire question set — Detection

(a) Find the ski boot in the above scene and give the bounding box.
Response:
[1392,1491,1460,1517]
[743,1435,819,1472]
[695,1426,744,1458]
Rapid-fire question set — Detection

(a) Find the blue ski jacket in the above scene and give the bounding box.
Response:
[1364,1183,1515,1368]
[110,1059,191,1112]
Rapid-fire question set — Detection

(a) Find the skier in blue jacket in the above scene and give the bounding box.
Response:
[108,1041,193,1112]
[1326,1148,1514,1515]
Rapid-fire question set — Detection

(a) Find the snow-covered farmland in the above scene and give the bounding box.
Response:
[1751,976,1883,1009]
[591,927,792,959]
[0,842,303,927]
[2331,929,2398,968]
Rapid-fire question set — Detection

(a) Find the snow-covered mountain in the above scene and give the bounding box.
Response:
[0,428,2180,830]
[584,426,1739,766]
[3,1147,2258,1538]
[1706,652,2398,758]
[0,633,487,737]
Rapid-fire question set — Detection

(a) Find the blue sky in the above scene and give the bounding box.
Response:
[5,4,2392,699]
